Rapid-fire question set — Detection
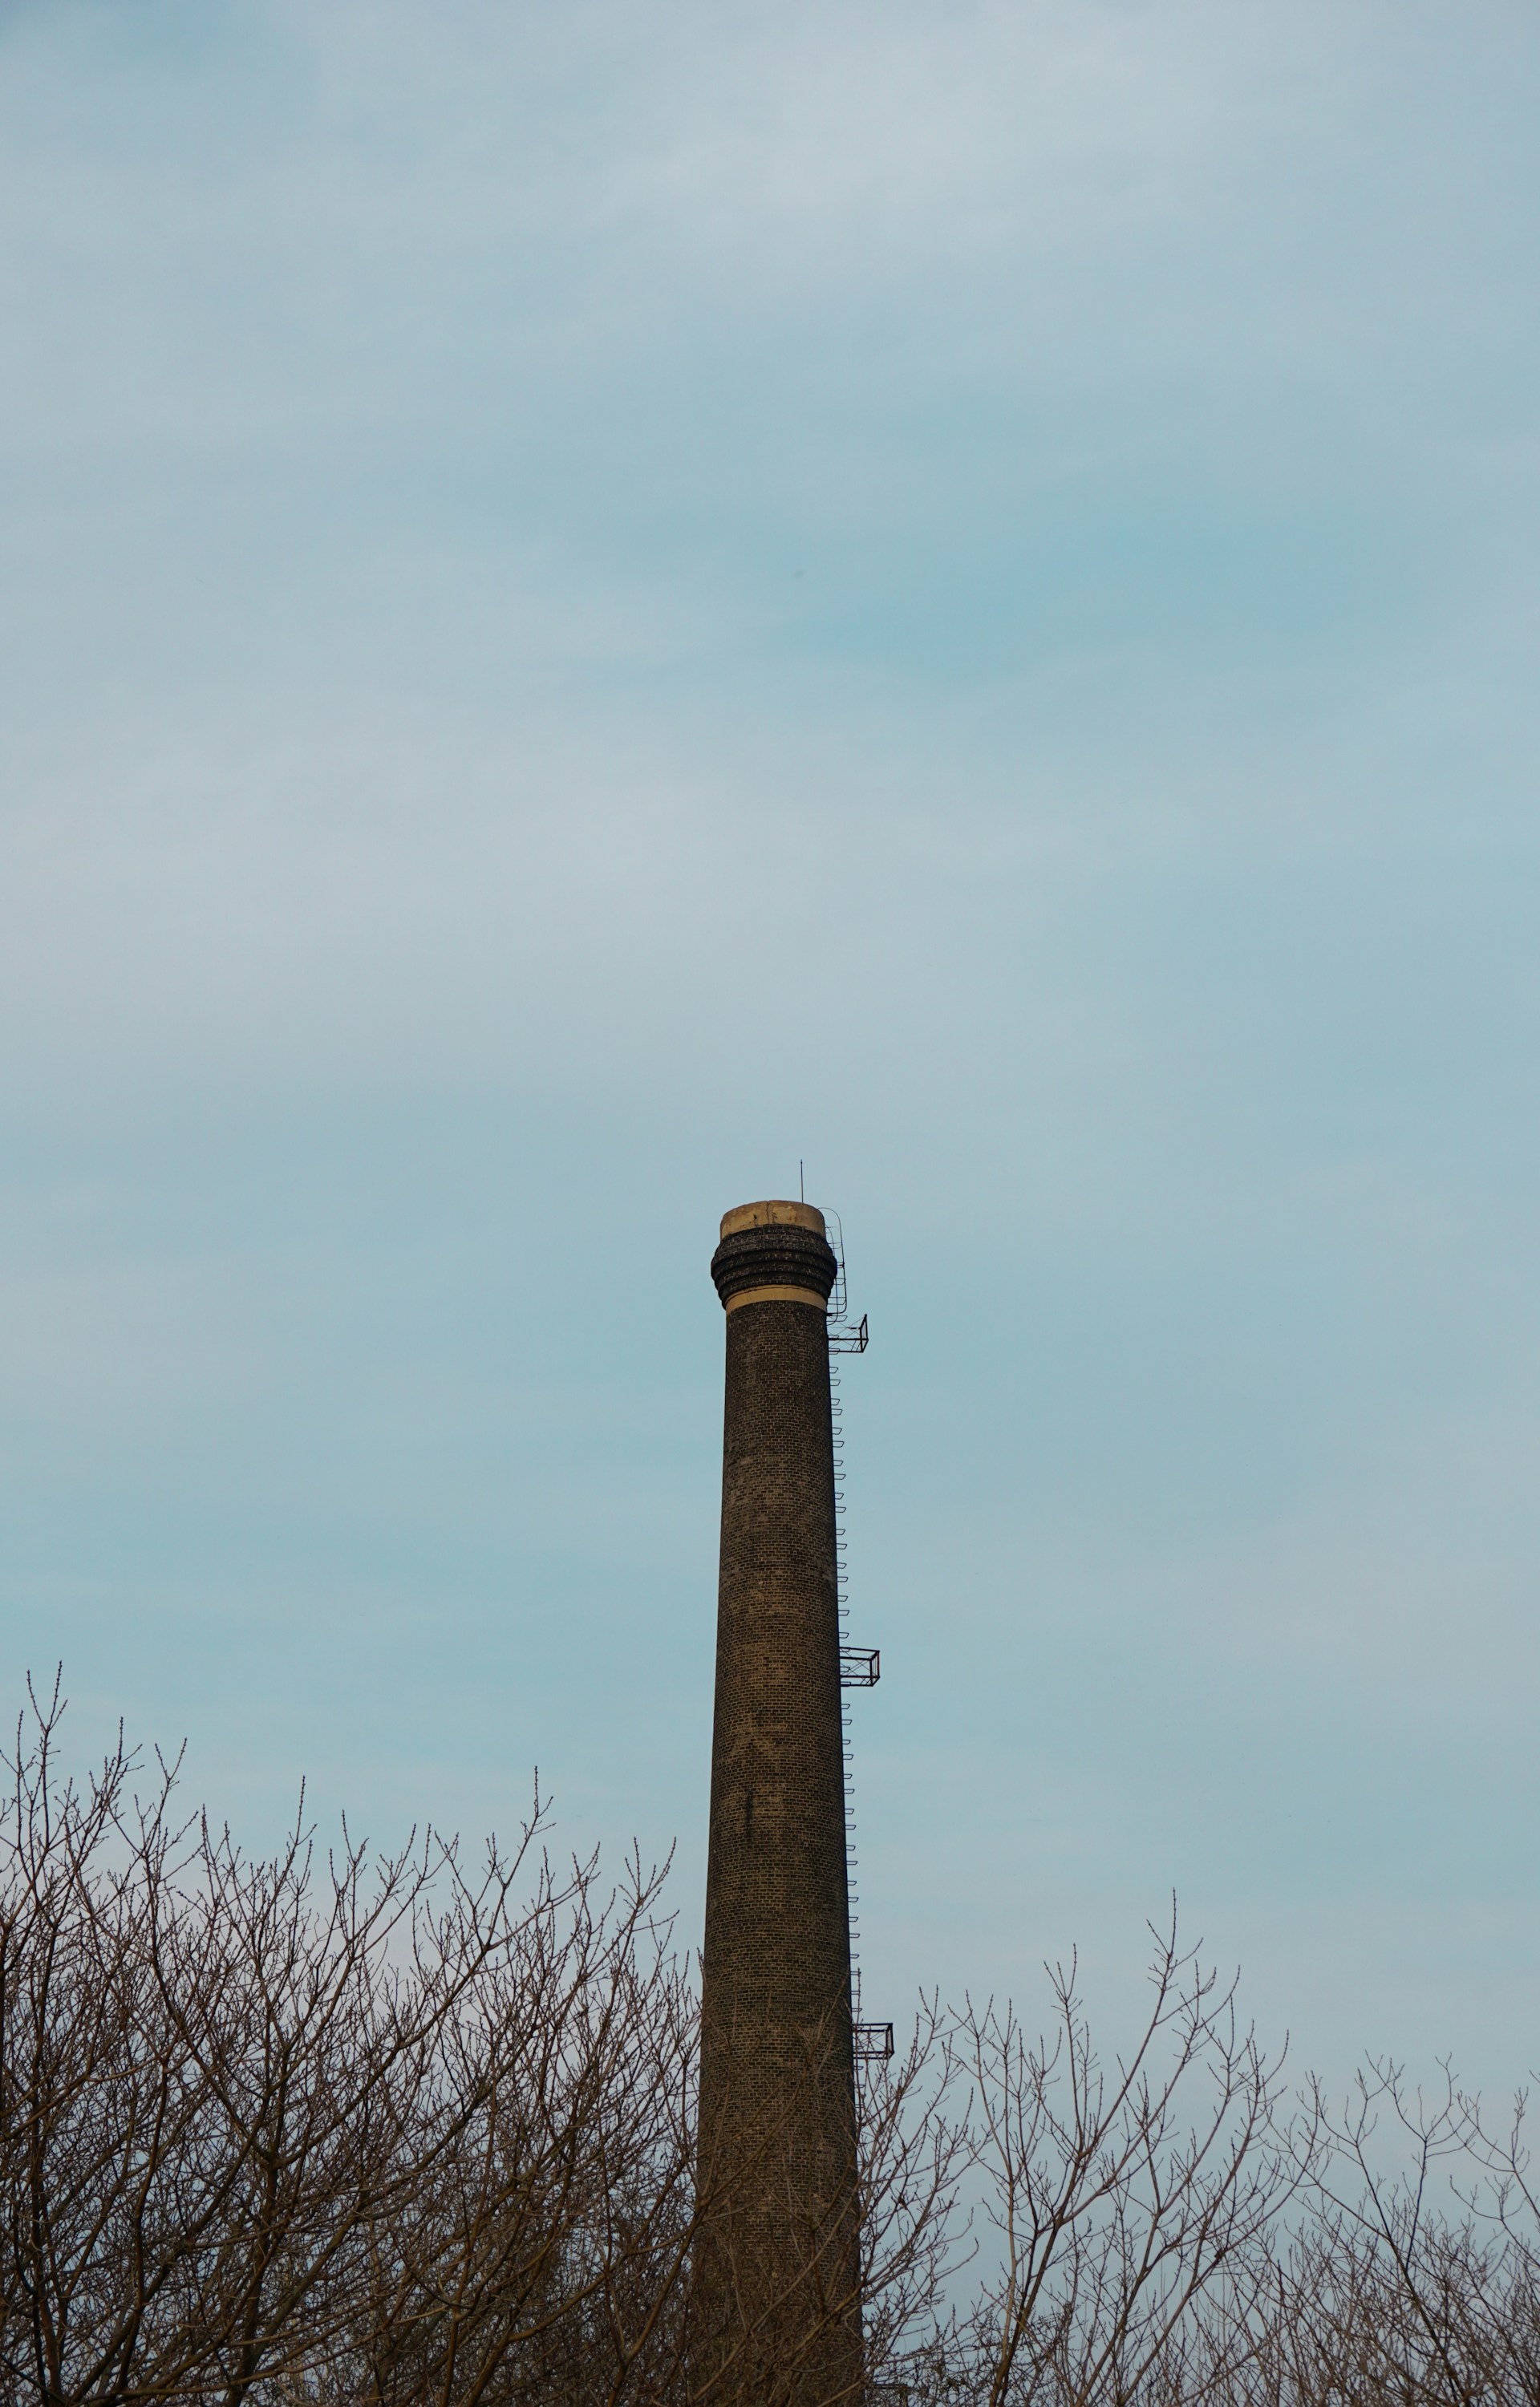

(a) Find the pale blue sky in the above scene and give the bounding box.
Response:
[2,0,1538,2093]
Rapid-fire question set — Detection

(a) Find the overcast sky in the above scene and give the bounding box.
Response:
[2,0,1538,2097]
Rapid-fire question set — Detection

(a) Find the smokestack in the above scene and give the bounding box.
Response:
[698,1198,861,2404]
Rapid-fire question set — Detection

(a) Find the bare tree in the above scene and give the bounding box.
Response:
[30,1681,1531,2407]
[1232,2060,1540,2407]
[350,1841,701,2407]
[0,1680,696,2404]
[922,1915,1314,2407]
[0,1682,967,2407]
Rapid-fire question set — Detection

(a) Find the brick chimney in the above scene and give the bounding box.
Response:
[697,1199,861,2404]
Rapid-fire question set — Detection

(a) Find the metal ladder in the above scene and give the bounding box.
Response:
[825,1212,893,2067]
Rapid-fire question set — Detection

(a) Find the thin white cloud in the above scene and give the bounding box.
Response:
[1,0,1537,2090]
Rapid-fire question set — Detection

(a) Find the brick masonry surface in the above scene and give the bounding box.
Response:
[699,1215,861,2401]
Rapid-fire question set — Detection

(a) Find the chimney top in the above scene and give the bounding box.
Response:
[719,1199,826,1242]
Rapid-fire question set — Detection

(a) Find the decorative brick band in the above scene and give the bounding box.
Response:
[723,1283,828,1313]
[710,1210,837,1315]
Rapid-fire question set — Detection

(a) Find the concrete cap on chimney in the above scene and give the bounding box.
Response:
[719,1199,827,1242]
